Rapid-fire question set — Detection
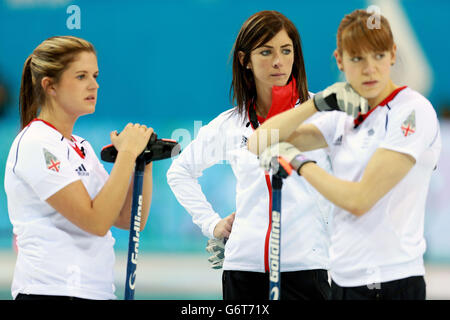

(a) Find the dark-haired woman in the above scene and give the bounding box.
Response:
[167,11,332,300]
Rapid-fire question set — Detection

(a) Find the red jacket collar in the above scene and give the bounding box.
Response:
[28,118,86,159]
[28,118,59,131]
[28,118,76,139]
[251,77,299,127]
[354,86,407,127]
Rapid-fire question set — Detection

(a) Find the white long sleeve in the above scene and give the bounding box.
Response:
[167,113,231,239]
[167,108,333,272]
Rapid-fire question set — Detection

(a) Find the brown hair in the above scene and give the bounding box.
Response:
[19,36,96,128]
[230,10,309,116]
[336,9,394,57]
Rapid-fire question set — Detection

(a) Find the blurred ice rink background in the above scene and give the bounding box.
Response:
[0,0,449,300]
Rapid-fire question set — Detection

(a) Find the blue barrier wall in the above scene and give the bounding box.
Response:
[1,0,449,260]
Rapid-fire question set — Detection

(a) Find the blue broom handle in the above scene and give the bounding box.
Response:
[269,175,283,300]
[124,157,146,300]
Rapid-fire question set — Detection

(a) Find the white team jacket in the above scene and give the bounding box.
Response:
[5,119,116,299]
[312,86,442,286]
[167,107,333,272]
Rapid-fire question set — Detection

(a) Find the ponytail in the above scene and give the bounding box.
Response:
[19,56,37,129]
[18,36,96,129]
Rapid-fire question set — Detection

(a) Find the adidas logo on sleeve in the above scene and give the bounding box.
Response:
[75,164,89,176]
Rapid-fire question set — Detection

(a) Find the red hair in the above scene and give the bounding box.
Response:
[336,9,394,56]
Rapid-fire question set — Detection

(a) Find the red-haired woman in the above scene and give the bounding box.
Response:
[250,9,441,300]
[4,36,153,300]
[167,11,332,300]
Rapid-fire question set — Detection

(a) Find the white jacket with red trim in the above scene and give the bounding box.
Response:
[167,106,333,272]
[5,119,116,299]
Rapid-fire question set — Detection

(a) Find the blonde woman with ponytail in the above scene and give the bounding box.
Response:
[4,36,153,300]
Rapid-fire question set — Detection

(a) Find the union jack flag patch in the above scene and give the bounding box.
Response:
[401,110,416,137]
[43,148,61,172]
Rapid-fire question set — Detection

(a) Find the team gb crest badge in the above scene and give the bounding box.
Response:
[43,148,61,173]
[401,110,416,137]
